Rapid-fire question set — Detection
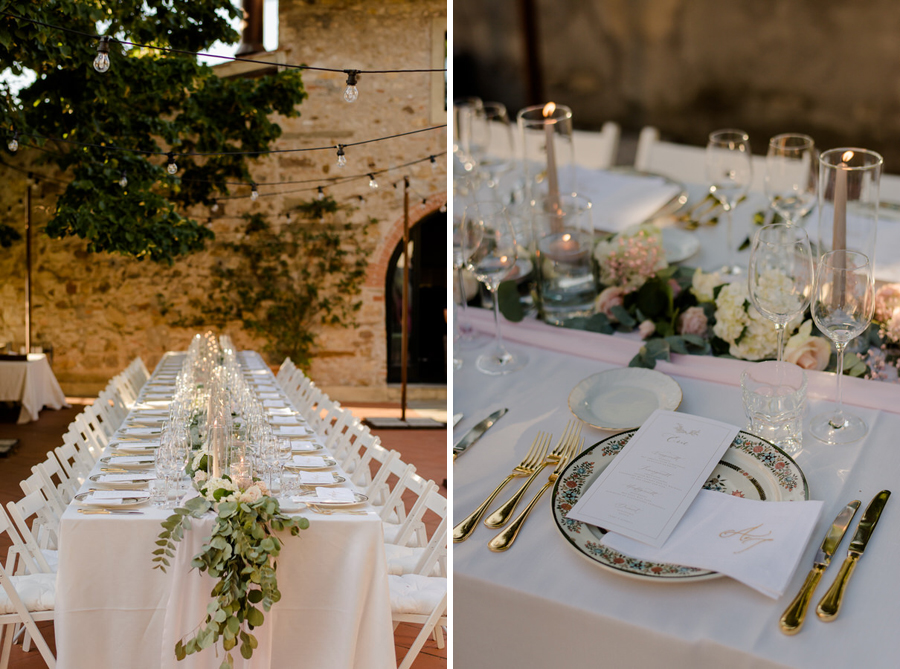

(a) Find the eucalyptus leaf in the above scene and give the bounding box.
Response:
[497,280,525,322]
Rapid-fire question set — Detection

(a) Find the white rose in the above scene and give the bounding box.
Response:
[691,268,722,303]
[784,320,831,371]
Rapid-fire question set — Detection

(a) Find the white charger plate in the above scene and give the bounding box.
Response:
[551,429,808,581]
[568,368,682,430]
[74,490,151,509]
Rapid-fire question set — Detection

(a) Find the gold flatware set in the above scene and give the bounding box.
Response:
[454,420,585,549]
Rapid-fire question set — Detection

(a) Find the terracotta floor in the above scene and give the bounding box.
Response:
[0,399,448,669]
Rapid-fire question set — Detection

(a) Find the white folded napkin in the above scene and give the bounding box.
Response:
[86,490,145,505]
[108,456,154,465]
[121,427,160,436]
[263,399,286,408]
[269,416,301,425]
[114,440,160,449]
[291,456,327,468]
[98,473,156,483]
[267,407,295,416]
[574,167,682,233]
[600,490,823,598]
[298,472,335,485]
[312,487,355,503]
[291,440,320,453]
[259,392,282,400]
[277,425,313,436]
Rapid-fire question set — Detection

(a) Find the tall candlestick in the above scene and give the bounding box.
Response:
[832,151,852,306]
[542,102,561,223]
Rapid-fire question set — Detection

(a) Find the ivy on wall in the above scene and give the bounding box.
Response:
[174,196,376,367]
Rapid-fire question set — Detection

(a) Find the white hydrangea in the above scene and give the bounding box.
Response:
[191,449,208,471]
[691,268,722,303]
[751,269,805,318]
[713,282,778,361]
[202,476,240,502]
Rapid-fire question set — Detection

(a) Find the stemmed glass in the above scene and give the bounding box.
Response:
[464,202,529,375]
[764,133,817,226]
[809,250,874,444]
[155,445,182,509]
[452,211,486,358]
[473,102,516,198]
[748,223,814,361]
[276,437,293,494]
[706,129,753,274]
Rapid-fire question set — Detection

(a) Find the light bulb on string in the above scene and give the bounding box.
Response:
[93,36,111,73]
[166,153,178,175]
[430,155,438,171]
[317,187,324,201]
[343,70,360,103]
[358,195,365,204]
[7,131,18,153]
[119,171,127,188]
[368,174,379,190]
[211,199,219,213]
[336,145,346,168]
[440,202,447,213]
[250,183,259,201]
[422,198,428,206]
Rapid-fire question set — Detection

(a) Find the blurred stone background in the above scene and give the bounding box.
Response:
[454,0,900,166]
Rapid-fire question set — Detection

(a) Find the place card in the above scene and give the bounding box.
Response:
[291,456,327,468]
[298,472,335,485]
[600,491,824,598]
[313,487,355,503]
[567,410,738,548]
[292,440,320,453]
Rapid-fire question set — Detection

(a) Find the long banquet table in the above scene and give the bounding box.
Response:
[453,306,900,668]
[55,351,395,669]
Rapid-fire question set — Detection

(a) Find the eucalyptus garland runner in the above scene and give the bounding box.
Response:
[152,464,308,668]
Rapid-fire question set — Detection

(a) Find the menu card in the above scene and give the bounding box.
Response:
[277,425,312,436]
[567,410,738,548]
[313,487,355,503]
[291,456,327,468]
[263,399,286,408]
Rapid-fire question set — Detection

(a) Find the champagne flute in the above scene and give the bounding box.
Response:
[452,209,486,355]
[764,133,817,226]
[748,223,813,361]
[809,250,874,444]
[706,129,753,274]
[464,202,529,375]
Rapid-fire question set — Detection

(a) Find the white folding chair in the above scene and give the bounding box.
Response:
[97,387,129,426]
[573,124,621,170]
[335,421,381,475]
[276,358,296,384]
[6,492,60,571]
[68,413,107,460]
[385,489,447,577]
[388,502,447,669]
[381,471,439,548]
[18,474,65,522]
[33,455,77,510]
[0,508,56,669]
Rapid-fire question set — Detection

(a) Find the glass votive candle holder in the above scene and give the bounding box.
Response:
[741,361,807,454]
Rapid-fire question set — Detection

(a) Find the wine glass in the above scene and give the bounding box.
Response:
[473,102,516,199]
[452,209,486,355]
[764,133,817,226]
[706,129,753,274]
[453,97,484,173]
[464,202,529,375]
[809,250,874,444]
[276,437,293,494]
[748,223,813,361]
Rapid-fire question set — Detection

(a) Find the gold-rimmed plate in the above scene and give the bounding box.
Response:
[296,473,346,487]
[74,490,151,509]
[285,456,338,471]
[568,368,682,430]
[290,489,368,507]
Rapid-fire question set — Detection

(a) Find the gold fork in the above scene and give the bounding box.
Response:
[488,436,584,552]
[453,432,551,543]
[484,421,582,529]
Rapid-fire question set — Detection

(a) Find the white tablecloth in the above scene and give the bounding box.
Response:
[0,353,68,423]
[55,352,395,669]
[453,310,900,669]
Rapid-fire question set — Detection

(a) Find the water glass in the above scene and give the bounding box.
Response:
[741,361,807,454]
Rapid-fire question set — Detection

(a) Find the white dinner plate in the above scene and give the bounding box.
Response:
[296,473,346,487]
[74,491,151,509]
[661,227,700,263]
[551,429,809,581]
[290,490,368,508]
[285,457,338,471]
[291,442,324,454]
[100,455,156,470]
[89,473,156,489]
[568,368,682,430]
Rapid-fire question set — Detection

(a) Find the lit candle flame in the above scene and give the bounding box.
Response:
[842,150,854,163]
[499,255,508,264]
[542,102,556,118]
[562,233,571,242]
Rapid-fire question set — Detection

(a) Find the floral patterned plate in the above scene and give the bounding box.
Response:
[551,429,809,581]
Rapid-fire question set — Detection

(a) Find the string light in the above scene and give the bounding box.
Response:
[357,195,365,204]
[430,155,437,171]
[93,36,110,73]
[317,187,324,201]
[7,131,18,153]
[211,199,219,212]
[166,153,178,175]
[119,170,127,188]
[250,183,259,201]
[440,202,447,213]
[368,174,379,190]
[336,145,346,168]
[343,70,360,103]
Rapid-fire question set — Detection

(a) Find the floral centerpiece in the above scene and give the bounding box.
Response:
[153,443,308,669]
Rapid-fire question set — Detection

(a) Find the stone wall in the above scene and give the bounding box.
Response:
[454,0,900,166]
[0,0,447,400]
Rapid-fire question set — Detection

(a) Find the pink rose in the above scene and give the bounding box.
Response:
[638,320,656,339]
[875,283,900,322]
[784,336,831,371]
[595,286,625,320]
[676,306,708,337]
[668,278,682,299]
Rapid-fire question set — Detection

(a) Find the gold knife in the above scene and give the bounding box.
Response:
[816,489,891,621]
[779,500,860,635]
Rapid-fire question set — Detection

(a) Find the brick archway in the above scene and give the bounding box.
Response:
[365,192,447,288]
